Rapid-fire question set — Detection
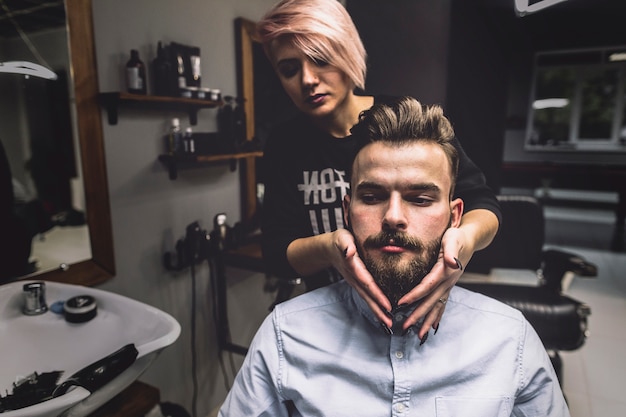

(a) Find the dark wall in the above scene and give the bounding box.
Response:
[445,1,511,191]
[349,0,509,191]
[348,0,451,105]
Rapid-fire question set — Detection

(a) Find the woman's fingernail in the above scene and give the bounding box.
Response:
[454,257,464,270]
[384,310,394,319]
[433,323,440,335]
[420,331,429,346]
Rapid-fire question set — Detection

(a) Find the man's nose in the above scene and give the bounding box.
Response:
[383,195,407,231]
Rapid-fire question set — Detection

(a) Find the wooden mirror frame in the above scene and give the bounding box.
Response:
[235,17,260,223]
[235,17,298,226]
[33,0,114,286]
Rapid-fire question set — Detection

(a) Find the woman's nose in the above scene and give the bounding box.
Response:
[383,195,407,231]
[301,61,319,86]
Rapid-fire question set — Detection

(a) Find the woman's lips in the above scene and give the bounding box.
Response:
[306,93,326,105]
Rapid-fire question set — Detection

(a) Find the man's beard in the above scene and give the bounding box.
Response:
[360,230,443,308]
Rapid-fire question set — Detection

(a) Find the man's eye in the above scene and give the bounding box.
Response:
[360,194,383,204]
[408,197,433,206]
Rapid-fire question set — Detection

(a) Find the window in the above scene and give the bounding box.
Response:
[526,46,626,152]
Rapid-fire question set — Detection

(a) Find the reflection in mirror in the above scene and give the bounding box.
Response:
[0,0,114,286]
[235,17,297,223]
[235,17,297,148]
[0,2,89,279]
[526,46,626,153]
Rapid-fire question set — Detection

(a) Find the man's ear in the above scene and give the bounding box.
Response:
[342,194,351,228]
[450,198,463,228]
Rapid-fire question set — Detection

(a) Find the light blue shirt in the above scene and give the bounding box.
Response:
[219,281,569,416]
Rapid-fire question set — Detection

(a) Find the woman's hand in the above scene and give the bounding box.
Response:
[287,229,393,326]
[397,209,499,340]
[331,229,393,327]
[397,227,467,340]
[287,210,498,337]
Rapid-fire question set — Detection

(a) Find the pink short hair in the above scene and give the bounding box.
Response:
[257,0,367,90]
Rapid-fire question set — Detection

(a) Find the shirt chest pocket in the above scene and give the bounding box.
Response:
[435,396,512,417]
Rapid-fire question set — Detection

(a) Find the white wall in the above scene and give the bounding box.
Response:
[91,0,277,414]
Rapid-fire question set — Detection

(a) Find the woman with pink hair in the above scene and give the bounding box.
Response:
[257,0,501,339]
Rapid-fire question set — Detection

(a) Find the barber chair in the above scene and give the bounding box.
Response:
[459,195,597,385]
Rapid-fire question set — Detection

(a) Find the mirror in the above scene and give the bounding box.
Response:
[525,46,626,153]
[1,0,114,286]
[235,18,298,150]
[235,17,297,224]
[235,17,260,224]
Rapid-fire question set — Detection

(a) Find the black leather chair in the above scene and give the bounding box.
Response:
[459,195,597,384]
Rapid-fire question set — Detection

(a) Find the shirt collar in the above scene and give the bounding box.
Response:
[349,285,423,336]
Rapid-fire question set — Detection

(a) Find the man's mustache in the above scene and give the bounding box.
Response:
[363,231,424,252]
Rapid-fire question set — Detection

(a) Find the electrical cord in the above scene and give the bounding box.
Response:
[208,257,232,392]
[177,222,237,416]
[190,261,198,417]
[187,224,245,417]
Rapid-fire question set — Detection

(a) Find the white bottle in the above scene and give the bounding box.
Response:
[184,126,195,154]
[168,118,182,154]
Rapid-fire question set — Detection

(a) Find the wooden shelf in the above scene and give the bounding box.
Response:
[99,92,223,125]
[158,151,262,179]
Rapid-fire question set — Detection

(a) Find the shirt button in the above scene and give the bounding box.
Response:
[395,403,406,413]
[394,314,404,322]
[395,351,404,359]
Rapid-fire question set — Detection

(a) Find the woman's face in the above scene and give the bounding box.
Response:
[270,37,354,119]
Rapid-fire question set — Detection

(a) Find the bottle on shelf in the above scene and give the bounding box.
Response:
[188,47,201,88]
[126,49,147,95]
[184,127,195,154]
[174,50,186,92]
[152,42,174,96]
[166,118,183,155]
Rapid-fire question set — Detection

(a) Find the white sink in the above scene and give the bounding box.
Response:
[0,280,181,417]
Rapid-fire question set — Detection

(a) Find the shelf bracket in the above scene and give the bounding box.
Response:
[188,109,199,125]
[158,155,178,180]
[102,100,119,125]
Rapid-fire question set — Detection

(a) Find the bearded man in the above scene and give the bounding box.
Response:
[219,96,569,417]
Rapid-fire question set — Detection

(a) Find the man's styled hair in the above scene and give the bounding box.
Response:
[256,0,367,90]
[349,96,460,195]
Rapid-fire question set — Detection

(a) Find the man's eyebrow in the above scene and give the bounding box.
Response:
[355,181,384,191]
[355,181,441,192]
[407,183,441,193]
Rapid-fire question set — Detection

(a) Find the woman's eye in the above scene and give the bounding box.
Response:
[311,57,329,67]
[277,62,299,78]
